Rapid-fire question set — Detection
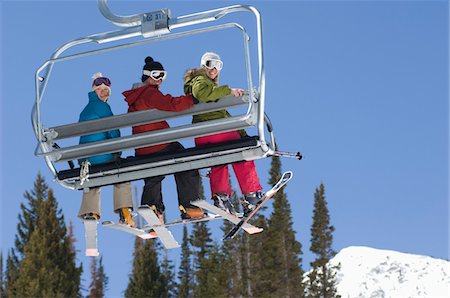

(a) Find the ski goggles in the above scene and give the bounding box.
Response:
[143,70,167,81]
[203,59,223,71]
[92,77,111,87]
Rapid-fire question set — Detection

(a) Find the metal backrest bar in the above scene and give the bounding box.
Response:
[40,115,254,163]
[47,95,250,141]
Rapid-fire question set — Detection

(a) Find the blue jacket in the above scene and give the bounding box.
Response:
[78,91,121,165]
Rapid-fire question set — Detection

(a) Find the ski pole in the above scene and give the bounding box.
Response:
[273,150,303,160]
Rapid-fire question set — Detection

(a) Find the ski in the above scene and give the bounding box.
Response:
[83,218,99,257]
[192,200,263,234]
[223,171,293,240]
[138,205,180,249]
[103,213,222,245]
[102,221,158,240]
[142,213,221,229]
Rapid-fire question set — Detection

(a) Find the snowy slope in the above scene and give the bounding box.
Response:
[330,246,450,298]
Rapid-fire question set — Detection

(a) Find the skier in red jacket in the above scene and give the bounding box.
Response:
[123,56,204,222]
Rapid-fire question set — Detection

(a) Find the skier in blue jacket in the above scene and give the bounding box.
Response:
[78,87,120,164]
[77,73,135,227]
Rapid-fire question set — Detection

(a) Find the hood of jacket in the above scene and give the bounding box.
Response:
[123,84,158,107]
[183,68,214,94]
[88,91,100,102]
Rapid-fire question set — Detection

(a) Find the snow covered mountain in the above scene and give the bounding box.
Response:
[329,246,450,298]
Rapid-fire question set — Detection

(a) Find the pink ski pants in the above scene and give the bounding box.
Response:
[195,131,262,197]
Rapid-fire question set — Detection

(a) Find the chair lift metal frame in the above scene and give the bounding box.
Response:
[32,1,286,191]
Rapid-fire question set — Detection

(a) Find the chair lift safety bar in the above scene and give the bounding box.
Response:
[32,1,275,190]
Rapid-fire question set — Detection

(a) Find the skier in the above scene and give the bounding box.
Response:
[184,52,264,216]
[123,56,204,222]
[78,73,134,227]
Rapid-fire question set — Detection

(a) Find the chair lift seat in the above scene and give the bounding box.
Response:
[57,136,260,189]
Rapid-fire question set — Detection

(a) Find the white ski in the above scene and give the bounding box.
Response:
[102,221,158,240]
[224,171,293,240]
[83,219,99,257]
[138,205,180,249]
[192,200,263,234]
[142,213,221,229]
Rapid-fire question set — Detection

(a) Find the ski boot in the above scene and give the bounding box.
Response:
[149,205,165,225]
[82,212,100,221]
[241,191,265,217]
[180,205,205,220]
[212,193,236,215]
[118,207,135,228]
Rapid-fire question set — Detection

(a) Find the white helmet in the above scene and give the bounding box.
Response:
[200,52,223,70]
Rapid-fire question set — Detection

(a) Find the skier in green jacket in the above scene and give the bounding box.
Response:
[184,52,264,216]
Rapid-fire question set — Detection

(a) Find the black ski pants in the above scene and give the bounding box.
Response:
[141,142,200,213]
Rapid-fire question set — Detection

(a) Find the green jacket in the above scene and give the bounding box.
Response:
[184,68,232,123]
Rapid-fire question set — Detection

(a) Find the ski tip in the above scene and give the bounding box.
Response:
[243,226,263,234]
[85,248,99,257]
[283,171,293,179]
[139,232,158,239]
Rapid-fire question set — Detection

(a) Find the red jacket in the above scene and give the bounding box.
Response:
[123,84,194,155]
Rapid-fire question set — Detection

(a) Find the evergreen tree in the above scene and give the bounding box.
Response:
[88,257,99,298]
[190,177,216,297]
[251,156,305,297]
[160,249,176,298]
[14,174,47,257]
[177,226,193,298]
[218,191,244,296]
[218,190,261,297]
[265,156,305,297]
[125,185,171,297]
[242,212,269,297]
[4,250,19,297]
[307,183,339,298]
[201,242,228,297]
[190,221,214,297]
[7,175,82,297]
[125,238,166,298]
[5,174,49,296]
[88,257,108,298]
[68,221,77,254]
[1,252,4,298]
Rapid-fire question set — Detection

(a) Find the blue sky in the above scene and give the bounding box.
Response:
[1,0,448,297]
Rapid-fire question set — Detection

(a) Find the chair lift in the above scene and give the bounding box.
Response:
[32,0,302,191]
